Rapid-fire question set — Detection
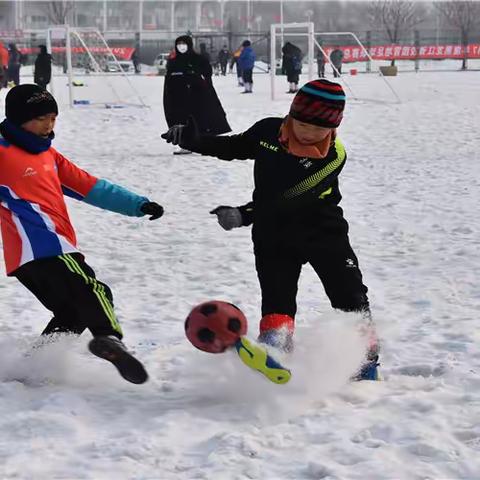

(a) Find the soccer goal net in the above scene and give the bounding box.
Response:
[46,26,147,108]
[270,23,400,103]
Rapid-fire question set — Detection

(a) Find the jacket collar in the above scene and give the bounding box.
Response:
[0,118,53,154]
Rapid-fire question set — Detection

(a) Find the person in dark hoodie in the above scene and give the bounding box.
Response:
[217,45,230,76]
[0,85,164,384]
[162,79,380,381]
[34,45,52,89]
[281,42,303,93]
[7,43,21,86]
[163,35,231,154]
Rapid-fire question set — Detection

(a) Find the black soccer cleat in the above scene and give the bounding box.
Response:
[88,336,148,384]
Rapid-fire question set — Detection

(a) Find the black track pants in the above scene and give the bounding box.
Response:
[255,237,369,318]
[14,253,123,338]
[242,68,253,84]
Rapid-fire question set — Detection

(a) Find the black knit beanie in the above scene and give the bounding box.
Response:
[5,84,58,126]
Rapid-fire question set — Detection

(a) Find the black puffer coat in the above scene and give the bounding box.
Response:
[163,36,231,135]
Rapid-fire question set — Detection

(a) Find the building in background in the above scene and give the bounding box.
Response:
[0,1,477,66]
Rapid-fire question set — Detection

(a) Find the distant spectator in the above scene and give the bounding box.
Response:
[131,45,141,74]
[7,44,21,86]
[217,45,230,76]
[282,42,303,93]
[0,41,9,89]
[317,49,326,77]
[230,46,243,86]
[330,47,344,77]
[163,35,231,154]
[34,45,52,89]
[199,43,211,65]
[238,40,255,94]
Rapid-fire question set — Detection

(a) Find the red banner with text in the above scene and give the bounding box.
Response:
[322,44,480,62]
[20,46,135,60]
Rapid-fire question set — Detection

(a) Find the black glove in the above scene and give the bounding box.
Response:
[140,202,164,221]
[210,206,243,231]
[161,115,199,148]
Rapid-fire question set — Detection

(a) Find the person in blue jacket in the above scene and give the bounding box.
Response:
[238,40,256,94]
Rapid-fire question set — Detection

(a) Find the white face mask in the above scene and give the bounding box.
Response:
[177,44,188,54]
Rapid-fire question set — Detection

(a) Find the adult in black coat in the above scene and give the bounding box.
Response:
[330,48,344,77]
[7,44,21,86]
[163,35,231,144]
[281,42,302,93]
[34,45,52,89]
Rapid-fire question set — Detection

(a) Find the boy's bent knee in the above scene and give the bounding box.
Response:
[331,293,369,313]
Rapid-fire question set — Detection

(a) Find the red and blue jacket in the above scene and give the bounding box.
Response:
[0,119,149,275]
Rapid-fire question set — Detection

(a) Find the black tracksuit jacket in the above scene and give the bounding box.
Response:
[185,117,349,253]
[183,117,369,316]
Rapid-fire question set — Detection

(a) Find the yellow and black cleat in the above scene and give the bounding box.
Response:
[235,337,291,384]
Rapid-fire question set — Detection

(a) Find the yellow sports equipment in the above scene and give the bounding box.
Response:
[235,337,291,384]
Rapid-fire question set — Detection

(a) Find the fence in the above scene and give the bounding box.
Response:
[5,28,480,71]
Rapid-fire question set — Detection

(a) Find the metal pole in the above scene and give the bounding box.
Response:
[65,25,74,108]
[308,21,314,80]
[247,0,251,38]
[270,23,276,100]
[219,0,225,30]
[195,2,201,33]
[138,0,143,45]
[314,31,401,103]
[103,0,107,33]
[280,0,284,47]
[46,29,54,95]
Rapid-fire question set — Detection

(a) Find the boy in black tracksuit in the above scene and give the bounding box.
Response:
[162,79,379,380]
[1,85,164,384]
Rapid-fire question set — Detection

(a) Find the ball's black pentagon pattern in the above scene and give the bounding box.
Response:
[197,327,215,343]
[200,303,218,316]
[228,317,241,333]
[185,300,248,353]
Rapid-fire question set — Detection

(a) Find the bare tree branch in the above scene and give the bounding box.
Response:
[42,1,75,25]
[435,1,480,41]
[369,0,423,43]
[434,1,480,69]
[368,0,423,66]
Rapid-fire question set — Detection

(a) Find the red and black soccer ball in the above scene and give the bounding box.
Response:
[185,300,248,353]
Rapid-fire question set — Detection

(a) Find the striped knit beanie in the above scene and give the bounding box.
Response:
[289,79,346,128]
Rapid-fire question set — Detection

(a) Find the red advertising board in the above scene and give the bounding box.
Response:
[19,46,134,60]
[322,44,480,62]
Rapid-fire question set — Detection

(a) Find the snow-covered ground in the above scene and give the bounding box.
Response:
[0,67,479,479]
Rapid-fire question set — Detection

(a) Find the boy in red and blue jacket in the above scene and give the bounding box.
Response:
[0,84,164,384]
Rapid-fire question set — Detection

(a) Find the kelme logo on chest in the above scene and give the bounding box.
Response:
[259,141,279,152]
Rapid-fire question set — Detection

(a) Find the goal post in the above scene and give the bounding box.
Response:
[46,25,147,108]
[314,31,401,103]
[269,24,400,103]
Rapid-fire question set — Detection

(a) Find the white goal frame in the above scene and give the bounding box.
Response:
[315,31,401,103]
[270,24,400,103]
[46,25,147,108]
